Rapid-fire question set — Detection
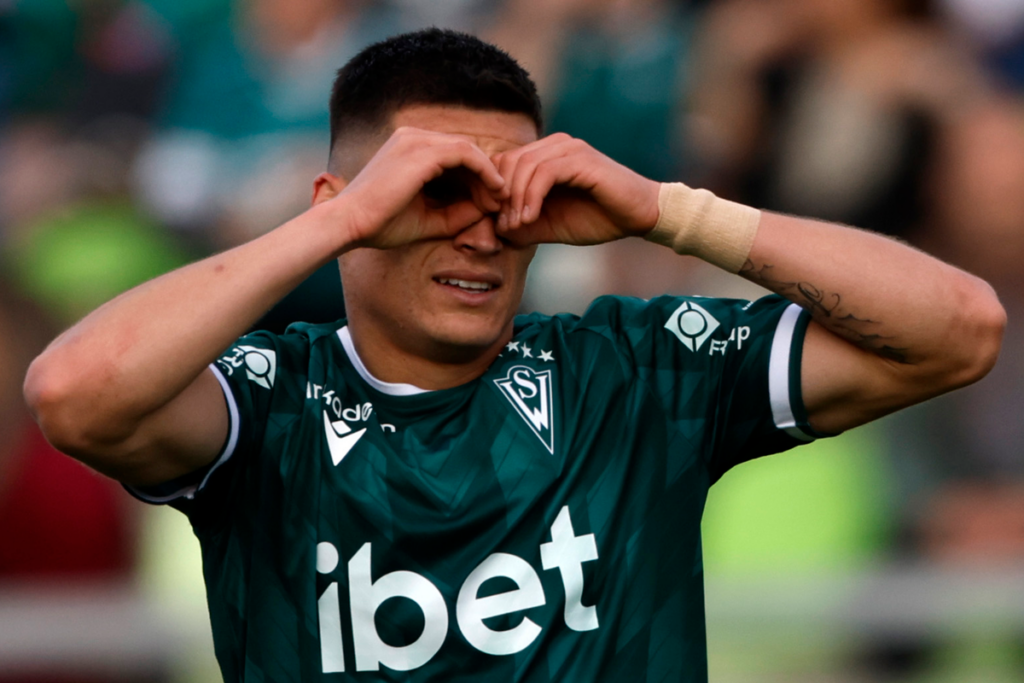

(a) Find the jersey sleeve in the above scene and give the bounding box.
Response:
[126,331,284,515]
[581,294,825,483]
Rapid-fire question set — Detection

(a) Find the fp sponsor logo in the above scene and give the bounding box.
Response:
[218,345,277,388]
[665,301,720,352]
[494,365,555,453]
[316,506,599,673]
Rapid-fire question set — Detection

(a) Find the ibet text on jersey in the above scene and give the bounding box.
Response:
[315,506,599,673]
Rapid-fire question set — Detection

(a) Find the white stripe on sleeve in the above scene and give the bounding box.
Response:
[128,364,242,503]
[768,304,814,442]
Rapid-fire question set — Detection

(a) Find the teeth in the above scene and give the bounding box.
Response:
[439,278,493,291]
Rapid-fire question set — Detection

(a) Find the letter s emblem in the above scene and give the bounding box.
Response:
[512,369,537,399]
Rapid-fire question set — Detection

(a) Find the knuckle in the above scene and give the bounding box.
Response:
[519,148,542,166]
[499,157,519,175]
[532,166,553,183]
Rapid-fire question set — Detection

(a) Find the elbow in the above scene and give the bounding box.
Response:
[24,355,83,454]
[23,354,113,457]
[944,275,1006,389]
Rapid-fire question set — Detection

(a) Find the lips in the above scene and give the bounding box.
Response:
[436,277,495,292]
[432,271,502,294]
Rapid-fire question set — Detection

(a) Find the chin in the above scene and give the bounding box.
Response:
[423,315,510,356]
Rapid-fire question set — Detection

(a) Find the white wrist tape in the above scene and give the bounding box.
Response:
[644,182,761,273]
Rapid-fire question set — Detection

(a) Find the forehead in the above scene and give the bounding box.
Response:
[390,105,539,154]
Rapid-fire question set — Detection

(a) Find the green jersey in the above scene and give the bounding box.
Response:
[133,294,818,682]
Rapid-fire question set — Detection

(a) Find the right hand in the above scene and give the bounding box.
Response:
[329,127,508,251]
[491,132,661,246]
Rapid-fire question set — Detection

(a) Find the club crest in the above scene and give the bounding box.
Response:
[494,365,555,454]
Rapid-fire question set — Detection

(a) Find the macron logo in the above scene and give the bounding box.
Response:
[323,411,366,466]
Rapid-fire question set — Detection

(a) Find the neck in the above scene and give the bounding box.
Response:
[344,320,513,391]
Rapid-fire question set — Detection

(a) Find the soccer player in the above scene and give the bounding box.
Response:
[25,29,1004,682]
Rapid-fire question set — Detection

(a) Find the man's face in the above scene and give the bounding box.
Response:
[336,105,539,361]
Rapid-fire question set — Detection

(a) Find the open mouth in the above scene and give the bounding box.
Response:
[434,277,497,293]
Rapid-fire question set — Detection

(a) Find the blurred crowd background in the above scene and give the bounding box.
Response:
[2,0,1024,681]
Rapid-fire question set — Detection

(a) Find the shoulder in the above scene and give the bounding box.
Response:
[280,318,347,345]
[512,295,674,337]
[512,294,802,370]
[508,296,700,375]
[213,319,345,386]
[516,294,774,343]
[232,319,346,354]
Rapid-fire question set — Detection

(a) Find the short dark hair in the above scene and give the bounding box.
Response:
[328,28,543,152]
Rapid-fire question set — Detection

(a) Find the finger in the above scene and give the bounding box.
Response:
[418,198,485,239]
[469,175,502,214]
[494,142,542,227]
[495,198,512,232]
[503,136,578,227]
[493,149,519,192]
[490,152,512,200]
[508,157,540,229]
[442,199,487,234]
[520,156,582,225]
[400,130,505,192]
[494,154,520,229]
[435,138,506,193]
[500,149,551,227]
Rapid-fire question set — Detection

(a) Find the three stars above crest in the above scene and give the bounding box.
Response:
[504,340,555,362]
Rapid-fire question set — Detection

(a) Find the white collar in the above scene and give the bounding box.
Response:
[337,326,431,396]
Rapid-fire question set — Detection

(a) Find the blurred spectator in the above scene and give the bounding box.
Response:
[0,280,136,583]
[547,0,692,182]
[689,0,986,241]
[0,0,80,117]
[487,0,583,99]
[134,0,394,249]
[384,0,496,34]
[75,2,174,125]
[0,279,144,683]
[0,114,191,325]
[888,98,1024,564]
[940,0,1024,90]
[6,198,190,325]
[491,0,693,181]
[684,0,1024,576]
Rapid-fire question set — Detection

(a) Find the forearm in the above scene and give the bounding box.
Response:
[742,212,1001,372]
[645,182,1004,395]
[25,201,350,445]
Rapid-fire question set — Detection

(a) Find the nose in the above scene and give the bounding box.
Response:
[453,216,502,255]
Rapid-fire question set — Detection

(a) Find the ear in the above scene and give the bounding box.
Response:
[312,172,348,206]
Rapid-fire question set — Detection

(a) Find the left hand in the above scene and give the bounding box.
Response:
[491,133,660,246]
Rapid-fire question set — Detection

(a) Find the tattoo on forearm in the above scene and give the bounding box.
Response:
[740,260,910,363]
